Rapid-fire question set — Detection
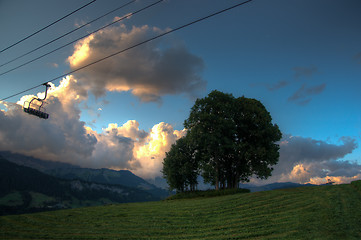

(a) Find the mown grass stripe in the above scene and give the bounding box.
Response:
[1,183,361,239]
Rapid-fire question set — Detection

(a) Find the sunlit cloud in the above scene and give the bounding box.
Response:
[50,63,59,68]
[251,135,360,185]
[67,23,206,102]
[0,77,186,179]
[67,34,94,66]
[133,122,186,178]
[1,78,359,182]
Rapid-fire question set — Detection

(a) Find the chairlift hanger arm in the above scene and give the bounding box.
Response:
[38,83,51,101]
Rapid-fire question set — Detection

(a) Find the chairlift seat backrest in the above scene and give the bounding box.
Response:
[22,83,51,120]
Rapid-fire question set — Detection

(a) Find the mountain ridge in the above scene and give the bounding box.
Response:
[0,156,166,216]
[0,151,169,199]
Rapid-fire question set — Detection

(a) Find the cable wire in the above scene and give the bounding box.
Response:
[0,0,136,69]
[0,0,253,102]
[0,0,163,77]
[0,0,97,54]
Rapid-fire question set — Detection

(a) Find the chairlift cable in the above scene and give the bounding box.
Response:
[0,0,136,69]
[0,0,163,77]
[0,0,97,54]
[0,0,254,102]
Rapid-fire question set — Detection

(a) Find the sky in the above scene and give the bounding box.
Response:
[0,0,361,185]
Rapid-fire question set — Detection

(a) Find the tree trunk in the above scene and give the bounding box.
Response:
[215,161,219,190]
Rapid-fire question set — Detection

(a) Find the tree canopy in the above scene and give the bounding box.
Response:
[163,90,282,192]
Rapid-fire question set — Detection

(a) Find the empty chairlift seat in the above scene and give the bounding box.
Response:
[23,83,51,120]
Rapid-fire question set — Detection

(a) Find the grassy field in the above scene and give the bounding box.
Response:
[1,181,361,239]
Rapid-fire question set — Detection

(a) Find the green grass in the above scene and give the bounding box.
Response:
[28,192,56,208]
[0,192,23,206]
[1,181,361,239]
[166,188,250,200]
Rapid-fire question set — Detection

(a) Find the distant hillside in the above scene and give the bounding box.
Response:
[46,168,170,199]
[47,167,155,190]
[0,157,162,216]
[239,182,315,192]
[0,151,169,199]
[0,151,312,197]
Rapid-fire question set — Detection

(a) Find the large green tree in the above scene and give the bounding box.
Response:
[163,90,282,191]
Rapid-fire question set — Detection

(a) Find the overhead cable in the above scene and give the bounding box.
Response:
[0,0,136,69]
[0,0,253,102]
[0,0,97,54]
[0,0,163,77]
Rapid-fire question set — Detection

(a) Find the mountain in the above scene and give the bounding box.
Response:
[46,168,170,199]
[0,151,312,200]
[47,168,155,190]
[0,157,162,216]
[0,151,169,199]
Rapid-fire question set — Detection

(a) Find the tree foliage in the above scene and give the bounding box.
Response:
[163,90,282,191]
[162,136,199,192]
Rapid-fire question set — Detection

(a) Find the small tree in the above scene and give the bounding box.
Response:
[162,136,199,192]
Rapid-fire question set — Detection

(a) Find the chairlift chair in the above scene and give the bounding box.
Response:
[23,83,51,119]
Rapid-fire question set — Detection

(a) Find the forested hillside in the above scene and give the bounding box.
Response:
[0,157,163,216]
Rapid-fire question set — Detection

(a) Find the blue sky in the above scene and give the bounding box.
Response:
[0,0,360,184]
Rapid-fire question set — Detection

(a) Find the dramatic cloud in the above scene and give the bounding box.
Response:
[1,79,359,182]
[288,83,326,105]
[67,23,206,102]
[1,77,358,183]
[0,77,185,179]
[293,66,318,79]
[88,120,186,178]
[0,76,97,163]
[0,22,204,179]
[251,135,360,185]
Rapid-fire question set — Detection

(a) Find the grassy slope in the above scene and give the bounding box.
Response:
[1,182,361,239]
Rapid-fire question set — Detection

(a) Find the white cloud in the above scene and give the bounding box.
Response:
[0,21,205,179]
[0,77,186,179]
[0,77,97,164]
